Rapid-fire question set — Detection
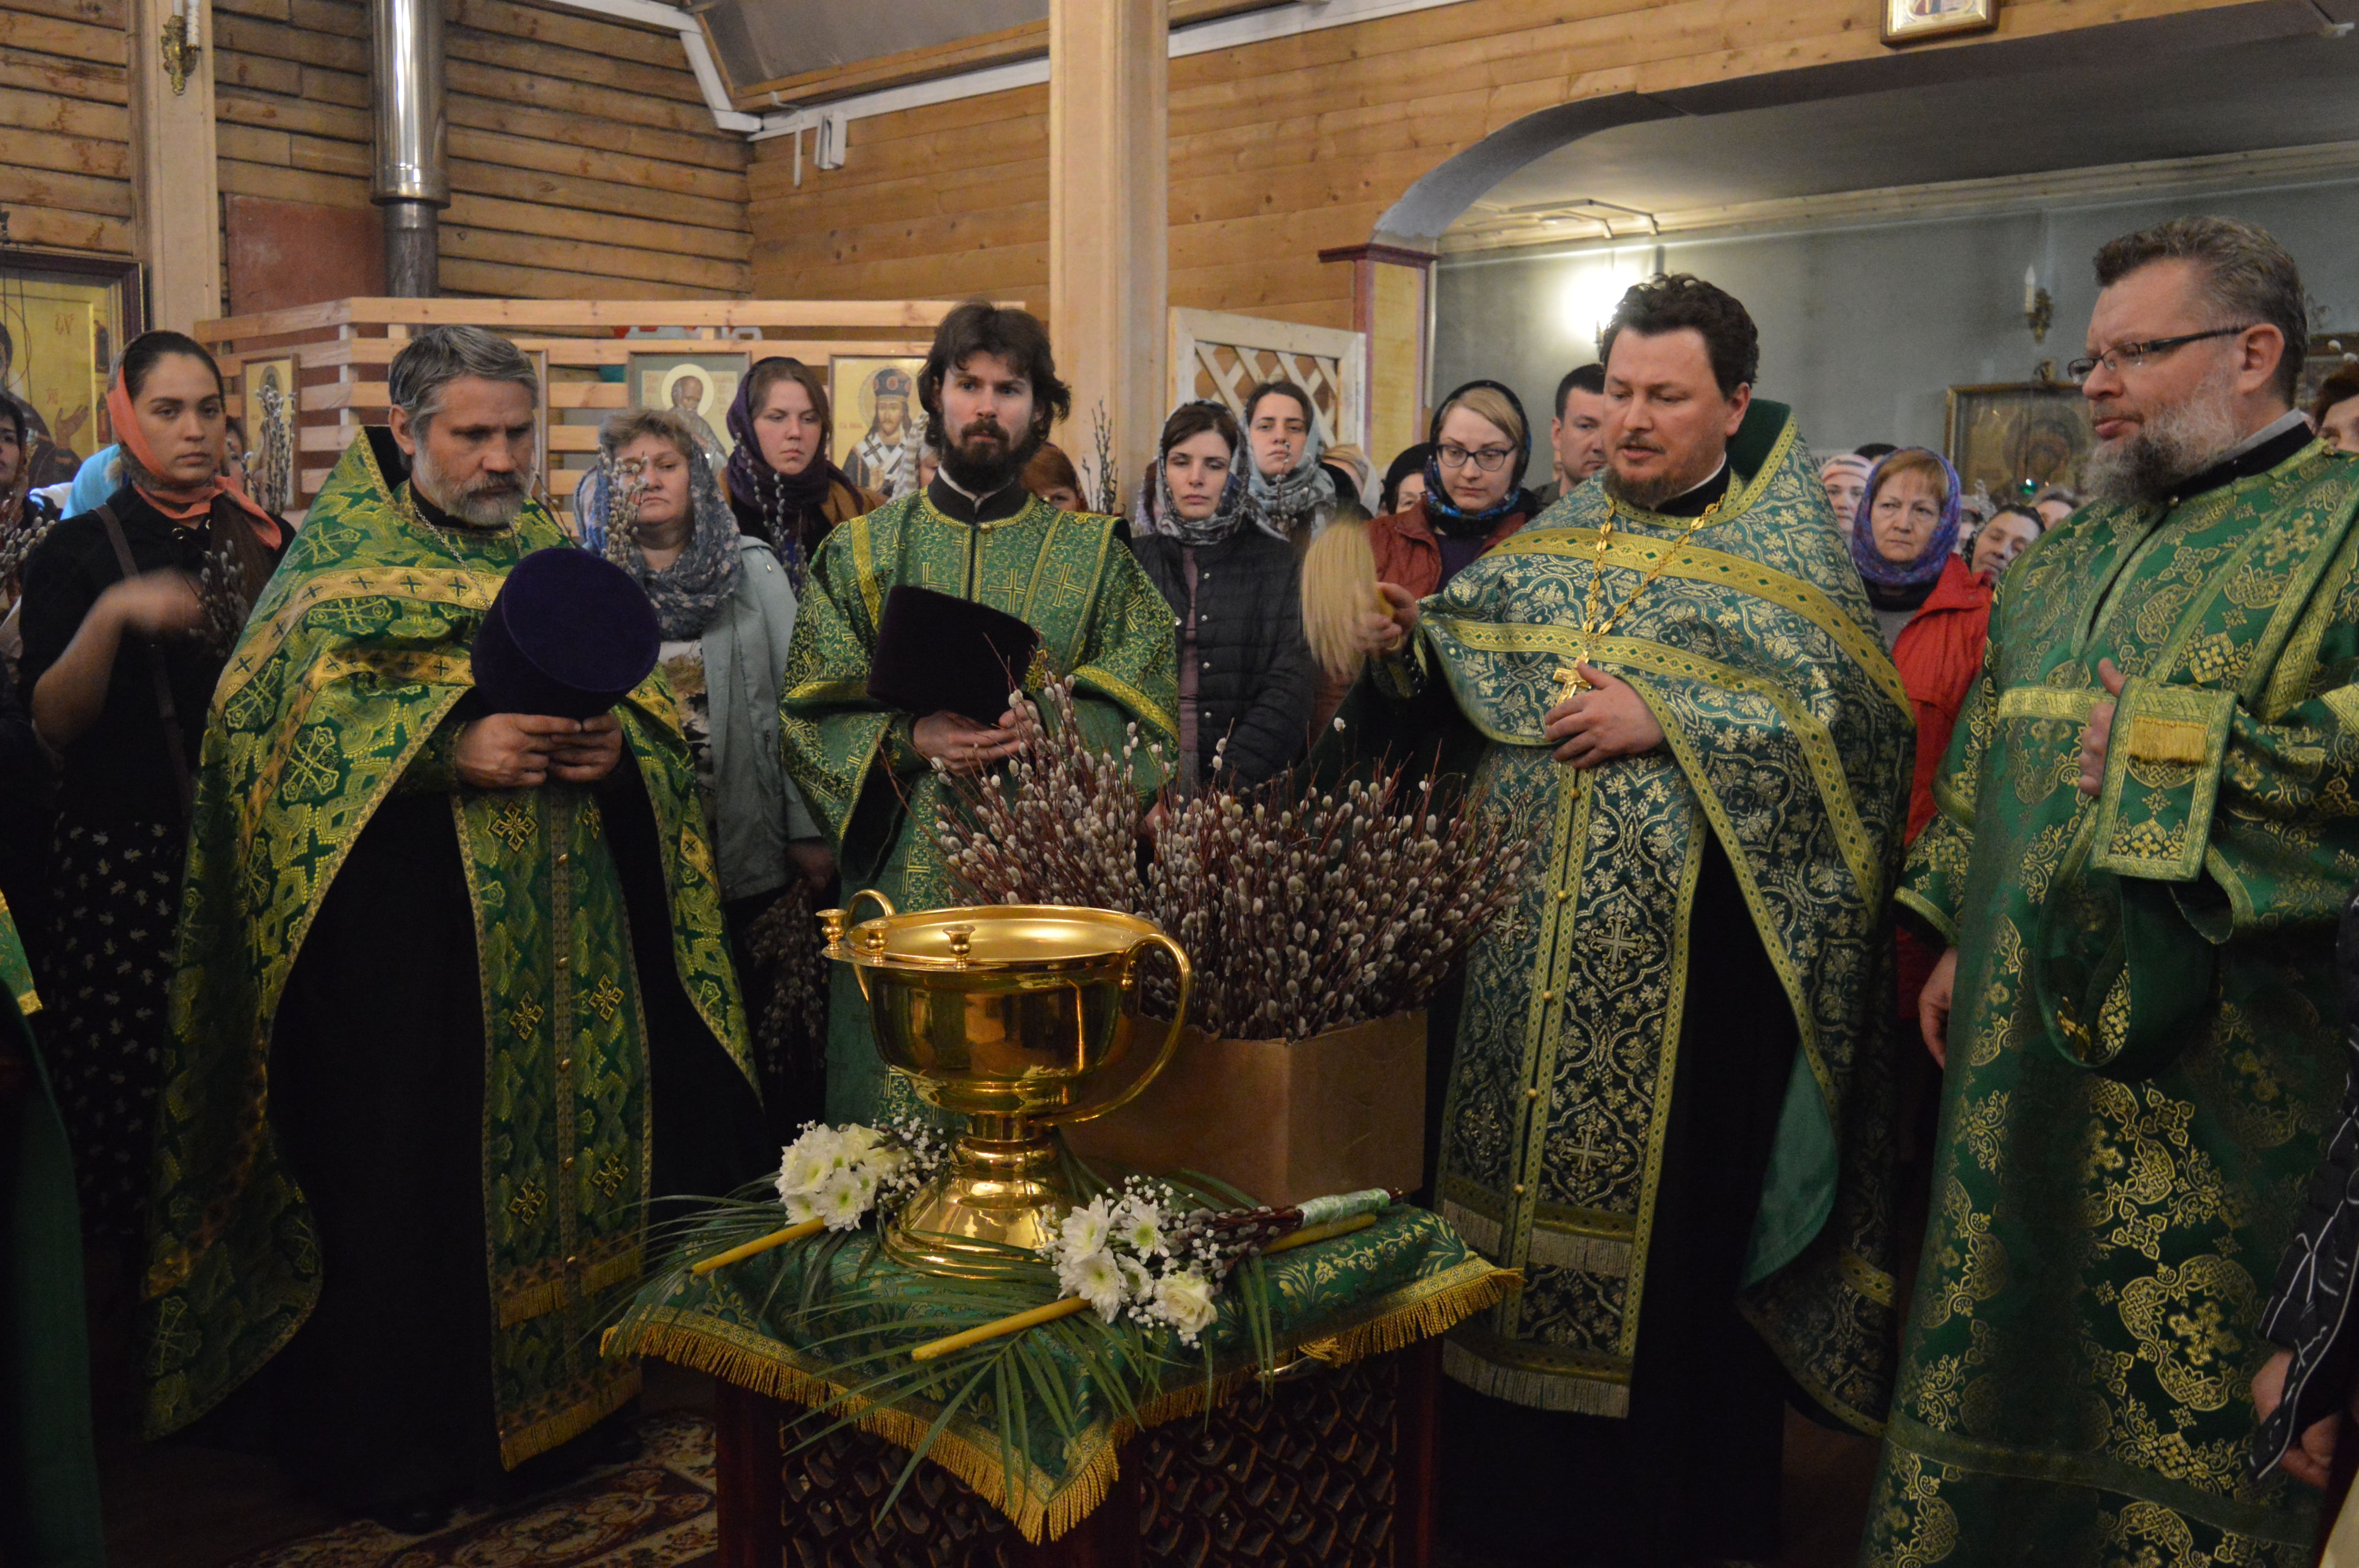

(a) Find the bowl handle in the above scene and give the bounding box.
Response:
[1050,931,1192,1128]
[816,886,898,957]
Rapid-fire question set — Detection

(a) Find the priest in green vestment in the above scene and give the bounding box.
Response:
[1863,220,2359,1567]
[780,304,1177,1124]
[143,328,761,1529]
[1350,276,1913,1563]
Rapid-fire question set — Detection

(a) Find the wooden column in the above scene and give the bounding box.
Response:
[126,0,223,332]
[1048,0,1166,506]
[1319,243,1437,472]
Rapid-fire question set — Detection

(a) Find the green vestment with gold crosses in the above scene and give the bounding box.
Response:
[1389,402,1914,1430]
[142,433,754,1468]
[1864,432,2359,1567]
[779,483,1176,1125]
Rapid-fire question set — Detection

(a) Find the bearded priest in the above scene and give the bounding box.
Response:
[142,327,763,1530]
[780,304,1177,1124]
[1349,274,1912,1563]
[1865,219,2359,1566]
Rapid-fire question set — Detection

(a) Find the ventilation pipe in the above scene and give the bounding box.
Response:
[371,0,449,296]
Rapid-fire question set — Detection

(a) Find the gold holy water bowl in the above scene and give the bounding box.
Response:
[818,891,1192,1275]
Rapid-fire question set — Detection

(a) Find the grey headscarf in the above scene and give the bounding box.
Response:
[1241,394,1336,544]
[600,432,743,640]
[1138,401,1251,546]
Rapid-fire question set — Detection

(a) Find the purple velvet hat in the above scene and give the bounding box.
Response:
[471,547,662,719]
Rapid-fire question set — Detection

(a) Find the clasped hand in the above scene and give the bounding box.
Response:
[1544,664,1664,767]
[455,712,624,789]
[913,709,1022,775]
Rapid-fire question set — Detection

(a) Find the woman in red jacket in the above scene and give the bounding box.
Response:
[1855,448,1990,1167]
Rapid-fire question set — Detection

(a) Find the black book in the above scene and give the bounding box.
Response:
[865,584,1043,726]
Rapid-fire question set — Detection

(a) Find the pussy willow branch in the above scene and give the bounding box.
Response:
[934,679,1527,1040]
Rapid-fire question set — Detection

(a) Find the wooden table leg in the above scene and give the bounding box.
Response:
[1008,1459,1140,1568]
[712,1379,785,1568]
[1392,1336,1445,1568]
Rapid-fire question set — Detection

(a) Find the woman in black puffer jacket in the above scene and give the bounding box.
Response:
[1125,401,1316,793]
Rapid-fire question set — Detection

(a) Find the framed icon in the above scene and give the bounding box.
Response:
[1945,381,2092,503]
[1883,0,1996,45]
[0,248,140,490]
[626,349,746,477]
[829,354,928,502]
[239,354,300,514]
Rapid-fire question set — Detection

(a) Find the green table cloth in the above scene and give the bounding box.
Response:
[604,1204,1512,1542]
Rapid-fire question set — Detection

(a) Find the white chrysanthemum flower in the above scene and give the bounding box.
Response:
[777,1132,835,1198]
[1116,1199,1166,1258]
[815,1169,869,1231]
[1059,1196,1115,1261]
[1118,1256,1154,1304]
[1151,1270,1218,1341]
[781,1191,820,1226]
[1067,1249,1126,1320]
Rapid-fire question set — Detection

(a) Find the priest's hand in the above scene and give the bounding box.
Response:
[1544,664,1663,767]
[1920,947,1957,1068]
[914,710,1021,775]
[2253,1348,2341,1488]
[2077,658,2128,797]
[1351,583,1419,657]
[549,713,624,784]
[456,713,575,789]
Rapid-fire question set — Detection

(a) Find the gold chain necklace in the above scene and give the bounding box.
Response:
[1554,491,1724,699]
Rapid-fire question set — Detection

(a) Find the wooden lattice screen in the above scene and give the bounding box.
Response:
[1168,308,1367,456]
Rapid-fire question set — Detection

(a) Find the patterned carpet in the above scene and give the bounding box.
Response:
[222,1415,717,1568]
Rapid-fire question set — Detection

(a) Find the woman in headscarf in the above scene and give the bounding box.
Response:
[1124,401,1316,791]
[1378,442,1434,519]
[1855,448,1991,1163]
[598,407,832,1132]
[1300,382,1542,739]
[1819,450,1872,532]
[1239,379,1338,547]
[719,358,879,588]
[17,330,285,1249]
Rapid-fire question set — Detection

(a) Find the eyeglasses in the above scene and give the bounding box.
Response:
[2066,326,2253,382]
[1437,443,1516,472]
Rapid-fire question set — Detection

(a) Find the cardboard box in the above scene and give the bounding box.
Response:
[1065,1011,1427,1209]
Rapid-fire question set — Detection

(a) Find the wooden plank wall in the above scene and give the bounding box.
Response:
[0,0,133,255]
[746,0,2281,333]
[212,0,752,298]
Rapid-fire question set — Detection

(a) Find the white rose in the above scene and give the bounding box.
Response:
[1151,1270,1218,1341]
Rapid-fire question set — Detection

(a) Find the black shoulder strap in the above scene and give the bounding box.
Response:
[91,503,194,820]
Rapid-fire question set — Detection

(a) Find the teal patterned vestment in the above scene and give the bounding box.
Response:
[1394,402,1915,1427]
[1863,436,2359,1566]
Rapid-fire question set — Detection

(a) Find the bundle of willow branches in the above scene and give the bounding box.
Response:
[934,679,1526,1040]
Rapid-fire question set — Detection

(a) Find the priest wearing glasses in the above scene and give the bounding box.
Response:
[1352,274,1912,1564]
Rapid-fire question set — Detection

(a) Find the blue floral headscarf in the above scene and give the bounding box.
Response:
[1849,446,1962,592]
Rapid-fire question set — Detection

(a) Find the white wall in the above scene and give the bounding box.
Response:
[1432,178,2359,463]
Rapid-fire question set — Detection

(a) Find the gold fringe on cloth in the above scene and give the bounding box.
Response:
[1442,1338,1632,1417]
[602,1256,1519,1543]
[495,1363,642,1469]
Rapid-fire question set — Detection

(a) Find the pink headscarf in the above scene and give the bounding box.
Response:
[106,370,281,548]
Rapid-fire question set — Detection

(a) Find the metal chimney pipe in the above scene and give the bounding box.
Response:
[370,0,448,297]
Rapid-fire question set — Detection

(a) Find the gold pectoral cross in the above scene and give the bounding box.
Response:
[1554,649,1593,698]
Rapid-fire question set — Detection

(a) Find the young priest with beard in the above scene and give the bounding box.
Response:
[1351,275,1911,1564]
[779,304,1177,1124]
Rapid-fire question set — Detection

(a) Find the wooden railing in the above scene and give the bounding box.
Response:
[192,298,981,526]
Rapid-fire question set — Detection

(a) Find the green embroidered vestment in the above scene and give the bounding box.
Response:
[1402,404,1915,1428]
[778,491,1177,1125]
[143,435,754,1466]
[1863,440,2359,1567]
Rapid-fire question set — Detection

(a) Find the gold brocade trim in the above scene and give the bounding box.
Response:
[1894,886,1959,947]
[1076,665,1180,750]
[1994,686,2102,724]
[1614,826,1705,1359]
[2124,716,2212,764]
[1840,1248,1897,1307]
[2263,519,2359,720]
[215,568,498,709]
[496,1364,642,1470]
[848,511,883,632]
[603,1259,1518,1544]
[1430,621,1883,908]
[1490,530,1910,718]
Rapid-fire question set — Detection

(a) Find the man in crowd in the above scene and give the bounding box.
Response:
[780,304,1176,1124]
[142,326,761,1530]
[1866,217,2359,1565]
[1353,274,1911,1564]
[1533,361,1608,507]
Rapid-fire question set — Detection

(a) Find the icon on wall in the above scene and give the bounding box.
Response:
[1882,0,1996,45]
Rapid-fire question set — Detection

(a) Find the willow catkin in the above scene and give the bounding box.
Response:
[1299,514,1378,685]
